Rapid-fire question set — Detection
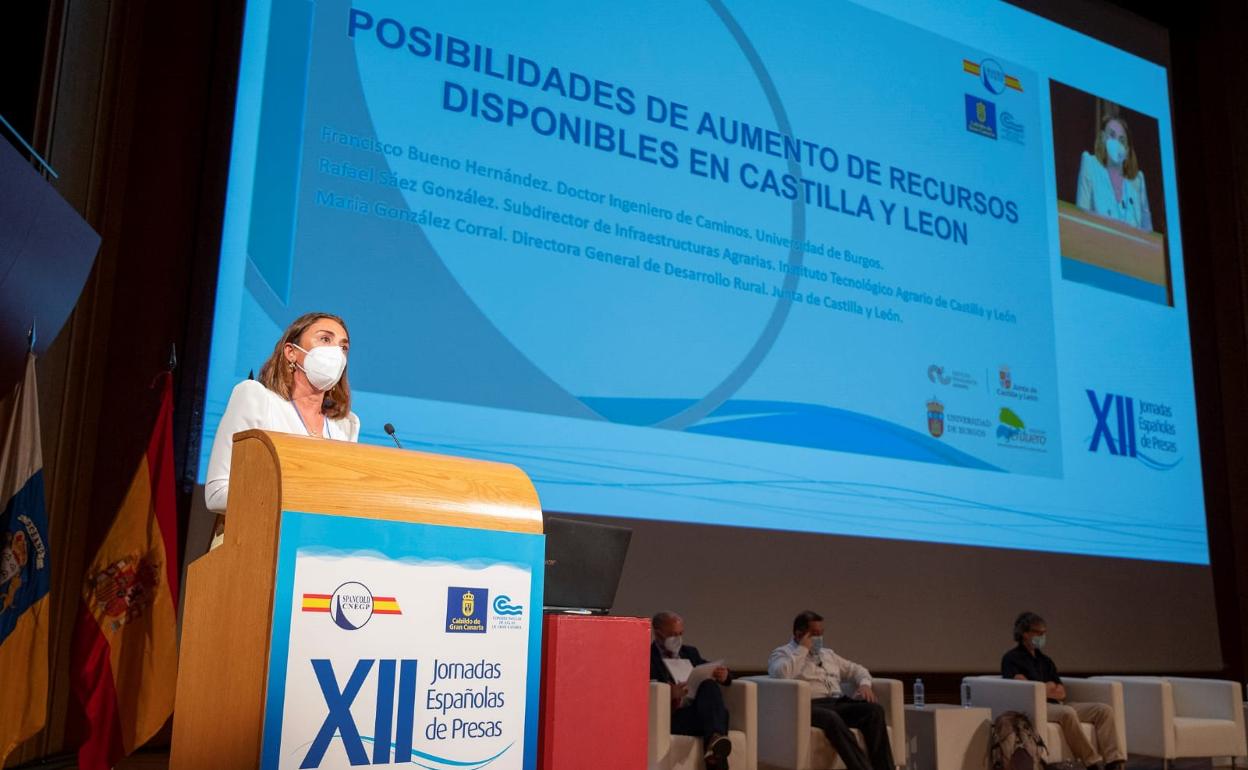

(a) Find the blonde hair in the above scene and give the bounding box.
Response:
[258,312,351,419]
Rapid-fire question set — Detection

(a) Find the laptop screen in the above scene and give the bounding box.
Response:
[543,517,632,614]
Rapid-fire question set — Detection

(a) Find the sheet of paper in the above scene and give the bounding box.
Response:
[662,658,692,685]
[683,660,724,700]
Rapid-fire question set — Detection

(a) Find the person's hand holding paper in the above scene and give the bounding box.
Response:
[678,660,726,705]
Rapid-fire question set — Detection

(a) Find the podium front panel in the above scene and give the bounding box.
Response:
[259,510,544,770]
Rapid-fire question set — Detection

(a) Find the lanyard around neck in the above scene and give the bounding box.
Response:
[290,400,332,439]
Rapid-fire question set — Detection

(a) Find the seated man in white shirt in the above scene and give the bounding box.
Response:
[768,611,894,770]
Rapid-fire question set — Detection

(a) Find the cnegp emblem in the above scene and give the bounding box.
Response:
[301,581,401,630]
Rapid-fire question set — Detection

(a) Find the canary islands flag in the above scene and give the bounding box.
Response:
[71,371,180,770]
[0,354,50,764]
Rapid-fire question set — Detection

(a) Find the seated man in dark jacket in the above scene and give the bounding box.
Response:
[650,611,733,770]
[1002,611,1124,770]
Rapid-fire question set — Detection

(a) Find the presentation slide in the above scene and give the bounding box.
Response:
[202,0,1207,563]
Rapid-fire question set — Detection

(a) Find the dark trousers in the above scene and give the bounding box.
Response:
[810,697,894,770]
[671,680,730,740]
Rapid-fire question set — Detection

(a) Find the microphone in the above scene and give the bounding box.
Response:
[383,423,403,449]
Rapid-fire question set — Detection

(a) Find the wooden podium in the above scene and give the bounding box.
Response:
[1057,200,1171,304]
[170,430,544,770]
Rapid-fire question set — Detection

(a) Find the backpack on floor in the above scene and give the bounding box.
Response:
[989,711,1048,770]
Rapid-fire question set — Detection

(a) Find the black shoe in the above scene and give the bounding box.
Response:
[704,734,732,770]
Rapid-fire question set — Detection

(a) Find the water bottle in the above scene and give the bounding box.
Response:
[913,678,925,708]
[961,681,972,708]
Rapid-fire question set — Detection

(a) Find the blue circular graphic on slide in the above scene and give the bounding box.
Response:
[350,0,806,429]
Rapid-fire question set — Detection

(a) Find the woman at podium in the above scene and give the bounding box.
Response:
[204,312,361,548]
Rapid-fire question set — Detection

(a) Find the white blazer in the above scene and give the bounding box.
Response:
[1075,150,1153,231]
[204,380,361,514]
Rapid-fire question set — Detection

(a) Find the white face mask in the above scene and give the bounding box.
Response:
[293,344,346,391]
[1105,136,1127,165]
[662,635,683,655]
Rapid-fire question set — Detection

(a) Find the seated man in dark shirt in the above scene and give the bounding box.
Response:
[650,611,733,770]
[1002,612,1124,770]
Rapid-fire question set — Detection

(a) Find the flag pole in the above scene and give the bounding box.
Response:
[152,343,177,389]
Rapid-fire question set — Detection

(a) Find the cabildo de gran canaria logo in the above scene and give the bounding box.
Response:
[1086,390,1181,470]
[965,95,997,140]
[446,586,488,633]
[301,581,402,630]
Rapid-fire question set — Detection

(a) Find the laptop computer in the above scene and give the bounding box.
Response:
[542,516,632,614]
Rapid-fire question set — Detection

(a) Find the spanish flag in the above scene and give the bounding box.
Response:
[0,354,50,765]
[70,372,180,770]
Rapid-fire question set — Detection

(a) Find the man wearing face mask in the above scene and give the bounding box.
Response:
[649,611,733,770]
[768,611,894,770]
[204,312,361,550]
[1002,612,1124,770]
